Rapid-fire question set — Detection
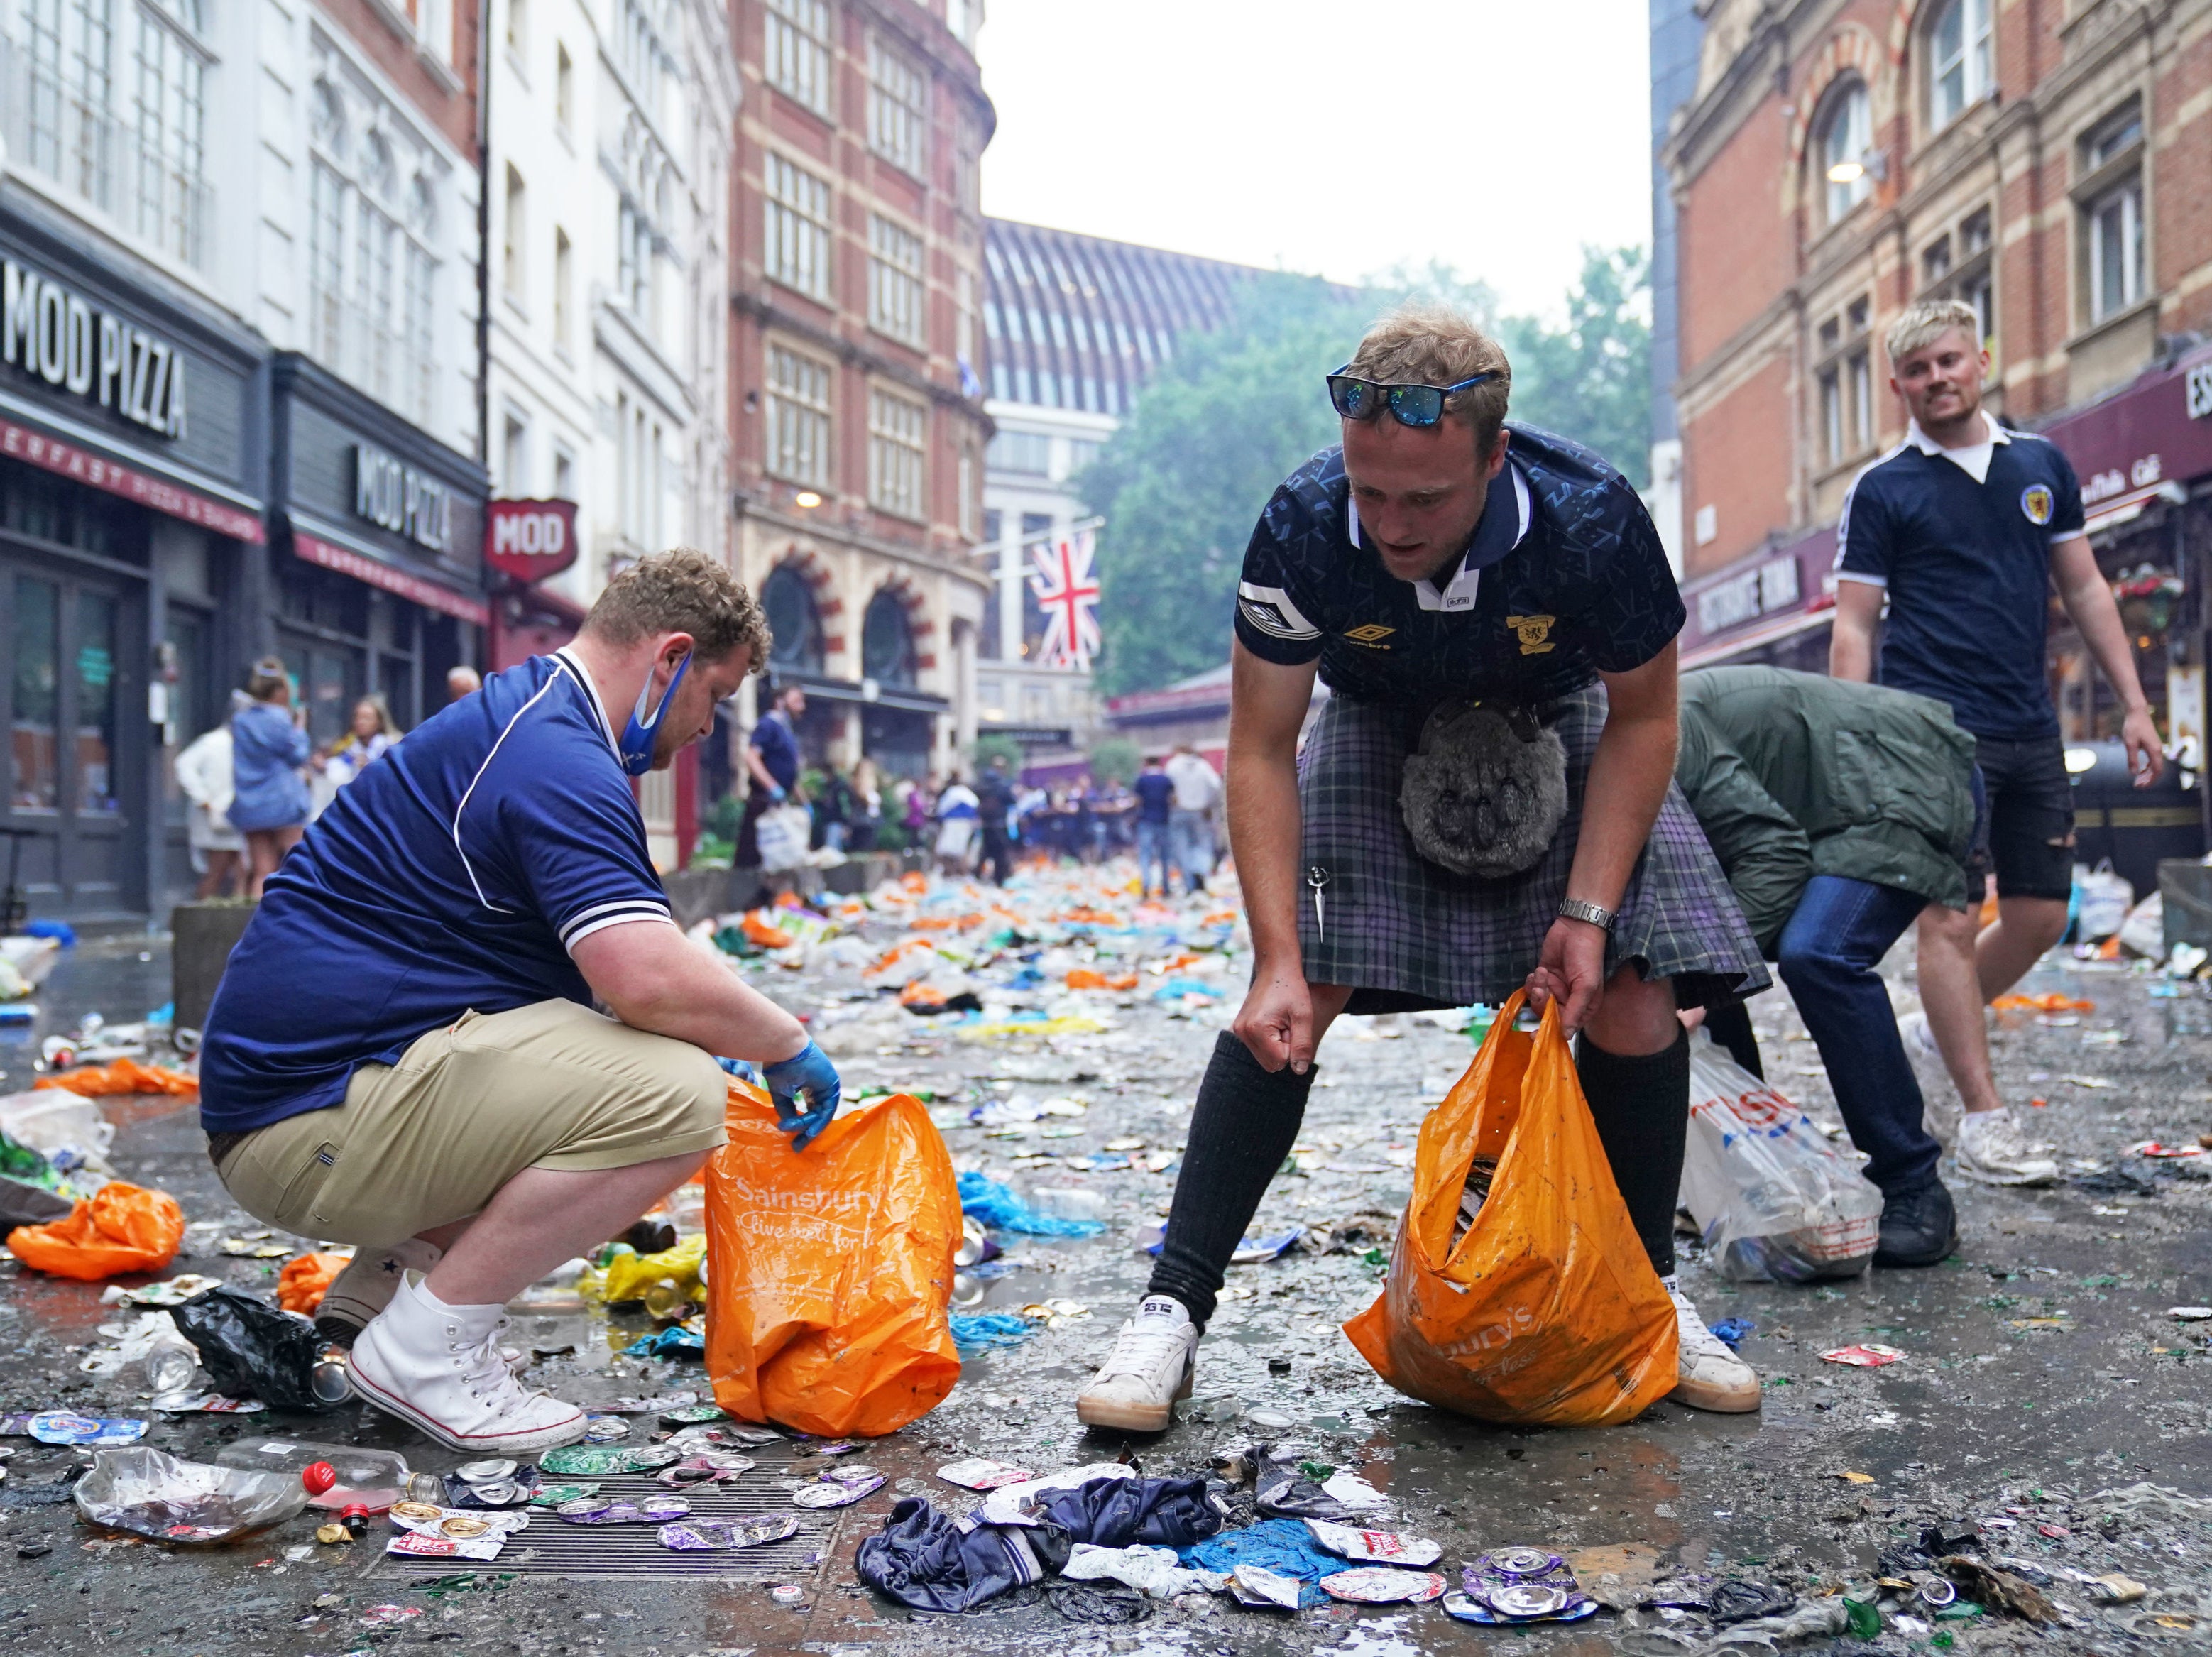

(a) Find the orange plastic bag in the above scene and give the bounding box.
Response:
[35,1058,197,1097]
[1343,992,1677,1427]
[6,1181,185,1281]
[706,1081,960,1438]
[276,1251,351,1313]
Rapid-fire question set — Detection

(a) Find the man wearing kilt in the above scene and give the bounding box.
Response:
[1077,304,1768,1431]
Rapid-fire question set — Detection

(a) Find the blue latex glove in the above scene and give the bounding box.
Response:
[767,783,787,803]
[761,1038,841,1151]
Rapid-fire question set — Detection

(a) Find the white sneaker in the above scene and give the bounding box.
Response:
[1665,1283,1761,1413]
[314,1239,444,1347]
[1956,1108,2059,1186]
[349,1274,587,1454]
[1075,1295,1198,1433]
[1896,1012,1964,1150]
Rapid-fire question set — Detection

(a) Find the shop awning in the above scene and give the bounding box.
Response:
[289,514,490,625]
[777,672,948,716]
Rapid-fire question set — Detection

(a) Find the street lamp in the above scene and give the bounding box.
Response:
[1826,152,1888,185]
[794,491,822,509]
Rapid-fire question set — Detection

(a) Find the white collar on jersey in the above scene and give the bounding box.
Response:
[1347,460,1533,613]
[1905,410,2008,484]
[551,647,621,756]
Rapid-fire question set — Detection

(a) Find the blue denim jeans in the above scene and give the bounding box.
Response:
[1775,875,1943,1196]
[1135,819,1170,892]
[1168,809,1213,892]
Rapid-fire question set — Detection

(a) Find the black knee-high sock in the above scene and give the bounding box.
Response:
[1575,1028,1690,1279]
[1146,1032,1316,1330]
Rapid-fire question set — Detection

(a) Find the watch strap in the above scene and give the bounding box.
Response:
[1557,897,1616,932]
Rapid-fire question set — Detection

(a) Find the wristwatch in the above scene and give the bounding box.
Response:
[1557,897,1616,933]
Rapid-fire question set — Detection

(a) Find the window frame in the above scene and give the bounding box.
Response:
[1811,298,1879,474]
[866,32,926,177]
[2087,179,2144,323]
[763,0,832,119]
[1817,78,1874,228]
[1927,0,1993,133]
[866,383,927,523]
[2074,104,2147,329]
[765,340,834,491]
[867,211,926,349]
[762,150,833,303]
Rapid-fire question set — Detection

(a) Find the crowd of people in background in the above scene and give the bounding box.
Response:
[174,661,483,902]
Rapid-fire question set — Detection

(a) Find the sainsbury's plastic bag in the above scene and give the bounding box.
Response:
[706,1081,960,1437]
[7,1181,183,1281]
[1342,992,1677,1427]
[755,804,812,873]
[1680,1033,1882,1283]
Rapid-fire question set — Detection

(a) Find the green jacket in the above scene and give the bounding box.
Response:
[1676,665,1978,956]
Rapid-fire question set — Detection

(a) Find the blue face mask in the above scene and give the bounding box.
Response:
[618,651,691,777]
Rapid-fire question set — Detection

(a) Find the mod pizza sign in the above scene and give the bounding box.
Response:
[484,498,579,582]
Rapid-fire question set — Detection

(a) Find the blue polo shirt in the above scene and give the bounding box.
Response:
[199,649,673,1134]
[750,709,800,792]
[1834,416,2086,740]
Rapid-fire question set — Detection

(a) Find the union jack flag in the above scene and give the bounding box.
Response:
[1028,528,1102,670]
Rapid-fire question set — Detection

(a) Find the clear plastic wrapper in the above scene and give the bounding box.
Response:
[73,1447,310,1544]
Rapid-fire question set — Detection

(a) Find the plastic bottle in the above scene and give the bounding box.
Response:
[139,1333,200,1395]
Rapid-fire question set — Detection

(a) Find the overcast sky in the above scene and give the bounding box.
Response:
[976,0,1654,319]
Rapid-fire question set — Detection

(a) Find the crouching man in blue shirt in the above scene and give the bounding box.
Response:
[199,550,843,1454]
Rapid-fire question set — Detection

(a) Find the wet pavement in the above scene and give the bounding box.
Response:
[1,904,2210,1656]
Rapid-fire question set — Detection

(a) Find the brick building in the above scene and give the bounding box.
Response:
[1661,0,2212,762]
[726,0,994,787]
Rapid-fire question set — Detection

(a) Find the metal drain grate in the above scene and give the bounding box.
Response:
[374,1462,843,1581]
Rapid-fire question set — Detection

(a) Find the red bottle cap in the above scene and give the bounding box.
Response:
[301,1462,338,1496]
[341,1502,369,1520]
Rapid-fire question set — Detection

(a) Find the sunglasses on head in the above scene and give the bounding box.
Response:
[1326,366,1496,428]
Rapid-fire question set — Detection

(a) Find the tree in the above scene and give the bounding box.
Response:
[1081,251,1652,696]
[970,733,1025,778]
[1499,246,1653,489]
[1081,273,1371,696]
[1088,736,1140,787]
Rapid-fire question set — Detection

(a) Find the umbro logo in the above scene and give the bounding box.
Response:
[1343,623,1396,645]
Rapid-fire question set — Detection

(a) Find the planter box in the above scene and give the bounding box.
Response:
[171,900,256,1032]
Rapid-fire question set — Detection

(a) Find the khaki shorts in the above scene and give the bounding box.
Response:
[217,1000,728,1247]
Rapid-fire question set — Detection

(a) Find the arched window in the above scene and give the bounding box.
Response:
[862,590,916,687]
[1819,81,1874,226]
[1928,0,1993,132]
[761,564,823,677]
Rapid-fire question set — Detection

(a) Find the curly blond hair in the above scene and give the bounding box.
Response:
[582,548,770,671]
[1345,302,1514,457]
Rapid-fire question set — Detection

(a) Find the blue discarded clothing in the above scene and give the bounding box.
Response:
[625,1325,706,1360]
[956,1171,1105,1237]
[1177,1518,1338,1607]
[948,1313,1036,1357]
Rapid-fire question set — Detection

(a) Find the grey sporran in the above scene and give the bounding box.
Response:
[1398,700,1569,879]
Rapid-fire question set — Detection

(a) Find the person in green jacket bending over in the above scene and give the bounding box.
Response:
[1675,664,1998,1267]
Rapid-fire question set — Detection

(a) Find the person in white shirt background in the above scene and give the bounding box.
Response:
[1164,744,1223,895]
[175,714,245,899]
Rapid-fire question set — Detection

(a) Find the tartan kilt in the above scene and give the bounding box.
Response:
[1298,682,1769,1015]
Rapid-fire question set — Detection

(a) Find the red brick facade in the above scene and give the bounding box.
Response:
[1665,0,2212,581]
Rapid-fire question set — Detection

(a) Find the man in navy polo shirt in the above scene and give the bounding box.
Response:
[1832,297,2163,1187]
[200,550,845,1454]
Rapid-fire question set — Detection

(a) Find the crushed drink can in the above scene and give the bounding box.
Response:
[792,1470,884,1508]
[310,1357,351,1405]
[659,1404,728,1426]
[1318,1568,1447,1604]
[658,1512,800,1553]
[582,1415,630,1443]
[1303,1519,1442,1568]
[456,1459,518,1483]
[530,1482,602,1506]
[770,1584,807,1604]
[21,1411,146,1447]
[388,1529,505,1563]
[1480,1547,1563,1579]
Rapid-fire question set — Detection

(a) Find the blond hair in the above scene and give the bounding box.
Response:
[246,656,290,701]
[1344,302,1513,456]
[583,547,770,669]
[1885,297,1982,366]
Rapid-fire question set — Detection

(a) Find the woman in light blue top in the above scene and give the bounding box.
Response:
[229,657,312,897]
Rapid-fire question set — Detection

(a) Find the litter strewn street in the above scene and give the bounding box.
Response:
[3,870,2209,1656]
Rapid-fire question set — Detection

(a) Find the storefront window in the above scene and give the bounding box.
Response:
[12,576,60,811]
[306,647,354,746]
[73,591,116,813]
